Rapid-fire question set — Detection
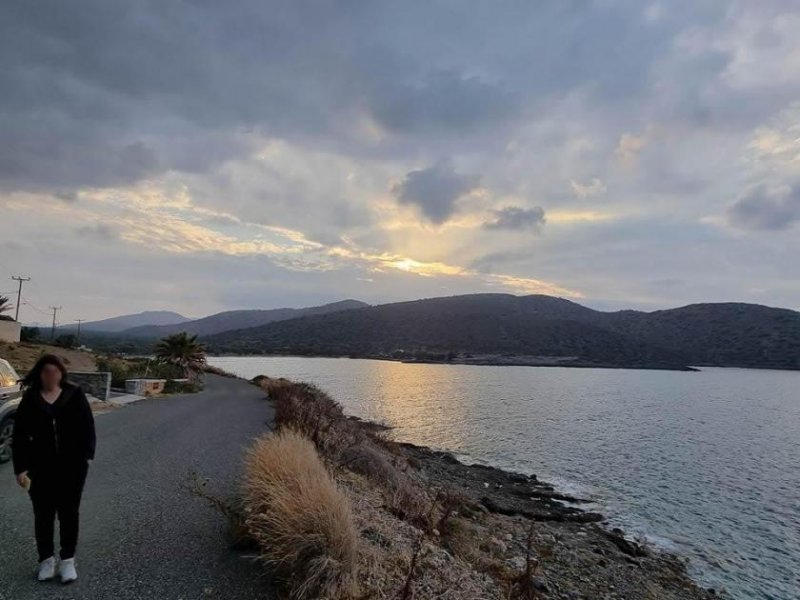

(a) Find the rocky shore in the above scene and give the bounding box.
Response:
[255,375,722,599]
[352,418,722,599]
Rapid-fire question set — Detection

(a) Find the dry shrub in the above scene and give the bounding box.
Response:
[257,377,350,452]
[386,477,436,530]
[344,470,505,600]
[340,441,401,487]
[242,429,359,599]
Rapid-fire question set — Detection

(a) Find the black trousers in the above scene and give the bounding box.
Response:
[28,459,89,561]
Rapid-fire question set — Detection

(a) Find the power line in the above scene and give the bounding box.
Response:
[49,306,62,342]
[21,295,49,316]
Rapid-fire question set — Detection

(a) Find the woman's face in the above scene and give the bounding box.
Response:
[40,364,63,389]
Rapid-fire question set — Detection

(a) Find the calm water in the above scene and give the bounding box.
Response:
[210,356,800,599]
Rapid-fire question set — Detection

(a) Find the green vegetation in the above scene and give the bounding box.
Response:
[20,327,40,342]
[204,294,800,370]
[162,379,202,394]
[0,296,12,320]
[54,333,78,349]
[154,332,207,382]
[95,355,184,387]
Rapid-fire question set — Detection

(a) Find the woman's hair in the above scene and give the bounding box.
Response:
[21,354,69,389]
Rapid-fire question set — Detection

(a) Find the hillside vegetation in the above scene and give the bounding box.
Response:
[205,294,800,370]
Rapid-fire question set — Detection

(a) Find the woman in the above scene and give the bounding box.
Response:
[11,354,96,584]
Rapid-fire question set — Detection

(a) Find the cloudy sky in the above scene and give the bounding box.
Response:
[1,1,799,324]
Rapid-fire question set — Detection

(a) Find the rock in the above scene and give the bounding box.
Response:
[532,576,548,591]
[602,529,648,558]
[362,526,391,548]
[506,556,527,571]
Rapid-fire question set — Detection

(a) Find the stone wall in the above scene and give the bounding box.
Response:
[0,320,21,343]
[70,371,111,402]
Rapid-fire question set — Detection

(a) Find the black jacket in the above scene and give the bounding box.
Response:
[11,381,96,475]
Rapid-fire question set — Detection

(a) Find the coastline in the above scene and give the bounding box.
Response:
[246,371,722,599]
[208,351,699,372]
[349,416,723,598]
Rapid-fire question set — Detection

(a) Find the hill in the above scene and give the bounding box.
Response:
[1,340,97,373]
[597,303,800,369]
[58,310,190,333]
[203,294,800,371]
[122,299,369,338]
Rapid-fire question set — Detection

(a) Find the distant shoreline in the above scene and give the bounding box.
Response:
[207,351,699,372]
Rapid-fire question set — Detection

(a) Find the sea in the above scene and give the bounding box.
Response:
[209,356,800,600]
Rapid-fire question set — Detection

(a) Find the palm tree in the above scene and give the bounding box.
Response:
[154,332,207,382]
[0,296,12,319]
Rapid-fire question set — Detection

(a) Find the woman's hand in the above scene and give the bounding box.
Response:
[16,472,30,489]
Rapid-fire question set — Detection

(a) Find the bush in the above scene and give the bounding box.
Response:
[21,327,40,342]
[55,334,77,349]
[242,429,359,599]
[255,377,354,458]
[95,355,134,387]
[96,356,185,387]
[163,379,202,394]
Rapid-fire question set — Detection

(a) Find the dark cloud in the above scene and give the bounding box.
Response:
[54,190,78,203]
[367,70,520,134]
[0,0,734,195]
[727,183,800,231]
[1,1,800,315]
[469,249,534,274]
[483,206,546,232]
[75,223,118,240]
[392,161,480,223]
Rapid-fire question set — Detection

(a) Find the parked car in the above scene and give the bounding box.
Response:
[0,358,22,464]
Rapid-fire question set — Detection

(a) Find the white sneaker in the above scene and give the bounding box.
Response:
[36,556,56,581]
[58,557,78,583]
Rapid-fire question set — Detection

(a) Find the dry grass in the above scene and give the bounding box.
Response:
[343,470,505,600]
[0,341,97,374]
[242,429,359,599]
[256,375,440,531]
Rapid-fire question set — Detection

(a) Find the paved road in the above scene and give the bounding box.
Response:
[0,375,276,600]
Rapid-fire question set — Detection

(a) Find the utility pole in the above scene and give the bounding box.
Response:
[11,276,30,322]
[76,319,84,346]
[49,306,62,342]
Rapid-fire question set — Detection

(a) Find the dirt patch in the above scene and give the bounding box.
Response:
[90,400,118,415]
[0,341,97,374]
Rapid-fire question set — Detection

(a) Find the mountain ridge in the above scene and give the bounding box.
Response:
[121,299,370,338]
[202,293,800,371]
[59,310,191,333]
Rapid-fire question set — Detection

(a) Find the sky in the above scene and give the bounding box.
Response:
[1,1,799,324]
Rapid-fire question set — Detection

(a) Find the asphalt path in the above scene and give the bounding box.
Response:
[0,375,276,600]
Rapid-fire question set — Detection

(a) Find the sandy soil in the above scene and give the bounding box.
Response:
[0,341,97,374]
